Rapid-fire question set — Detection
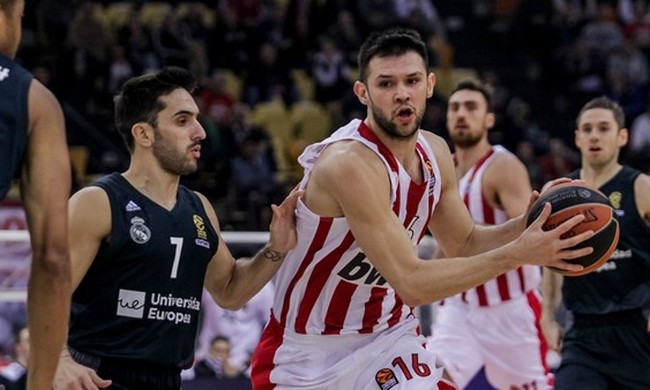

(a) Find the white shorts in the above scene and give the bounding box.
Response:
[252,315,456,390]
[427,291,550,390]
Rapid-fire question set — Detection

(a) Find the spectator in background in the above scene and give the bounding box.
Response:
[311,36,352,105]
[116,7,159,74]
[199,70,236,129]
[516,140,545,191]
[196,282,274,376]
[539,137,579,184]
[630,98,650,154]
[152,9,191,68]
[328,10,363,66]
[66,1,111,115]
[243,42,297,106]
[580,2,624,59]
[107,45,134,95]
[193,336,245,379]
[392,0,446,39]
[0,327,29,389]
[607,38,649,89]
[231,130,281,230]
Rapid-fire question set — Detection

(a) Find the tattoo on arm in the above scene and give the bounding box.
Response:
[262,247,286,262]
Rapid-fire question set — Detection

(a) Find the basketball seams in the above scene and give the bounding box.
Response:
[525,183,620,277]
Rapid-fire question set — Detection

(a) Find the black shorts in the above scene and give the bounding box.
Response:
[69,347,182,390]
[554,309,650,390]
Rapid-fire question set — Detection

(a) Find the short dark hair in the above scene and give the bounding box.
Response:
[357,27,428,83]
[450,79,493,112]
[114,67,197,152]
[576,96,625,129]
[0,0,18,12]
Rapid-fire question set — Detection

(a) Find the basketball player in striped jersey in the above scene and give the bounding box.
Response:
[1,1,72,389]
[542,97,650,389]
[250,28,595,390]
[427,80,550,390]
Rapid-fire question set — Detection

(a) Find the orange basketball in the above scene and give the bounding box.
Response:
[525,183,620,276]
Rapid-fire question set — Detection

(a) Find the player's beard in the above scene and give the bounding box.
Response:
[152,128,199,176]
[371,105,423,140]
[450,129,483,149]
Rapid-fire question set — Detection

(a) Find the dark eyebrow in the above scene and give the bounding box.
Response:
[376,71,423,79]
[172,110,197,118]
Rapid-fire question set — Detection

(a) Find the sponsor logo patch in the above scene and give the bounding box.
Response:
[117,289,146,318]
[375,368,399,390]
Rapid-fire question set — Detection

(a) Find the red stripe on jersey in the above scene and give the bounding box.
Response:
[527,290,549,375]
[415,143,436,238]
[517,266,525,291]
[393,182,401,214]
[476,284,488,306]
[322,280,357,335]
[405,180,426,233]
[386,295,405,328]
[251,315,283,390]
[280,217,333,326]
[481,194,495,224]
[295,231,356,333]
[359,287,388,334]
[496,274,511,301]
[358,122,398,172]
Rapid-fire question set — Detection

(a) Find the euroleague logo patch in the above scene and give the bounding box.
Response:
[375,368,399,390]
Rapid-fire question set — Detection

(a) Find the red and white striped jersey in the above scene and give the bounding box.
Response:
[456,145,541,307]
[272,119,442,335]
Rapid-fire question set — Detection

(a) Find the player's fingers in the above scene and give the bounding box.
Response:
[541,178,573,193]
[550,260,584,273]
[89,371,112,388]
[528,202,552,228]
[559,230,594,251]
[550,214,588,237]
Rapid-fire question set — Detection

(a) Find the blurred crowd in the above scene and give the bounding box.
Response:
[4,0,650,386]
[12,0,650,230]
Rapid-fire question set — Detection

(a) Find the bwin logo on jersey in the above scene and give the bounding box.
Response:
[129,217,151,244]
[0,67,9,81]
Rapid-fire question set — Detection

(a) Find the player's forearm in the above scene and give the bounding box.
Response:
[461,215,526,256]
[26,249,71,390]
[220,244,285,309]
[541,268,562,320]
[402,245,519,306]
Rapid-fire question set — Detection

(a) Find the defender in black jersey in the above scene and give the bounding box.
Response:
[54,67,301,390]
[541,97,650,389]
[0,1,72,389]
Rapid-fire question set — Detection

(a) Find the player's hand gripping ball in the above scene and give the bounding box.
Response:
[526,182,619,276]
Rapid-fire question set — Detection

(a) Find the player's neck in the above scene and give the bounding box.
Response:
[580,162,623,189]
[123,160,181,211]
[454,141,492,178]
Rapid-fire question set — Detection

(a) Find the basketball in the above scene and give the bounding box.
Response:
[525,183,620,276]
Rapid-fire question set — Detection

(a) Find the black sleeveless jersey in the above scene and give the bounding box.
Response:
[68,173,219,368]
[0,53,32,199]
[563,167,650,314]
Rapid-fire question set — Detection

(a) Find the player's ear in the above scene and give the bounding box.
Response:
[486,112,495,129]
[618,127,629,148]
[132,122,154,148]
[427,72,436,98]
[353,80,369,106]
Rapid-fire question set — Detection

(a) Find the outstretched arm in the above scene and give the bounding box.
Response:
[311,138,592,307]
[203,187,302,310]
[22,79,72,390]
